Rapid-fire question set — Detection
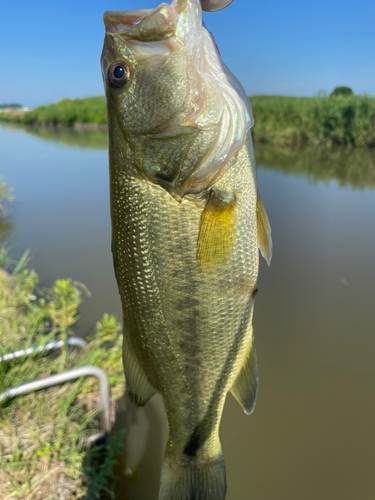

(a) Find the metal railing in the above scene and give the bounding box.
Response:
[0,337,112,434]
[0,366,111,432]
[0,337,87,363]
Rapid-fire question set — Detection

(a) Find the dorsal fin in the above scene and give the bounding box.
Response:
[256,190,272,266]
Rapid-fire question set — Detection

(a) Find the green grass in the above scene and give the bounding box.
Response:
[0,248,125,499]
[250,94,375,147]
[1,94,375,147]
[0,97,107,127]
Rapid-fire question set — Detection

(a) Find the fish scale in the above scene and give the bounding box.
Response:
[110,125,258,450]
[102,1,272,498]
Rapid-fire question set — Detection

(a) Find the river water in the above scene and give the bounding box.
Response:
[1,123,374,499]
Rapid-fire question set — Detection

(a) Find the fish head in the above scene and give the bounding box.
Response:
[101,0,253,195]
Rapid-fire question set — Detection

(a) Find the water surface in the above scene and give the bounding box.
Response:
[1,123,374,500]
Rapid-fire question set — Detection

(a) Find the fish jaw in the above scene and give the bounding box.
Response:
[103,5,177,42]
[101,0,253,197]
[101,1,204,137]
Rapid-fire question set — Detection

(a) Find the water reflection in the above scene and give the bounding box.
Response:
[3,123,375,190]
[0,217,14,242]
[111,394,168,500]
[1,123,374,500]
[1,123,108,150]
[255,142,375,189]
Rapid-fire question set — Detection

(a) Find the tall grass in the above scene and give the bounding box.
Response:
[1,94,375,147]
[0,248,125,499]
[0,97,107,127]
[251,94,375,147]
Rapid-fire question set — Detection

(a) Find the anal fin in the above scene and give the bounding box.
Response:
[123,336,155,407]
[230,343,259,415]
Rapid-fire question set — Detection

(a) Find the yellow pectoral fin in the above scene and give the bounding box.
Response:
[197,189,236,271]
[256,190,272,266]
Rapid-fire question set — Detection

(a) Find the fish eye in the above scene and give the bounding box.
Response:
[108,62,130,88]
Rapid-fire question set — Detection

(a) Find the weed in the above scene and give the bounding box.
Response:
[0,248,125,499]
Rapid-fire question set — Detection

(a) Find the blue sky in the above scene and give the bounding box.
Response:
[0,0,374,107]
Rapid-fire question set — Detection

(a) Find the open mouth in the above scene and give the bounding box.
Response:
[103,0,234,34]
[103,9,152,33]
[103,3,179,41]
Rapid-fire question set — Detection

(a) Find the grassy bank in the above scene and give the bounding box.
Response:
[0,249,125,499]
[0,97,107,128]
[1,94,375,147]
[250,95,375,147]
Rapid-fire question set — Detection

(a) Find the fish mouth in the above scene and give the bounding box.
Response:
[103,9,152,33]
[103,0,235,34]
[103,3,179,41]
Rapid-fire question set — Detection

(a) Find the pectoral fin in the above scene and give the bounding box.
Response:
[123,336,155,407]
[230,343,259,415]
[257,190,272,266]
[197,188,236,271]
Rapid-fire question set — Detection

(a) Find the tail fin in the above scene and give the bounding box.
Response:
[159,454,226,500]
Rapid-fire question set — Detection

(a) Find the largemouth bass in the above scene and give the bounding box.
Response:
[101,1,272,499]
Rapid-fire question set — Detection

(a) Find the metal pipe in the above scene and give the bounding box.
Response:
[0,366,111,432]
[0,337,87,363]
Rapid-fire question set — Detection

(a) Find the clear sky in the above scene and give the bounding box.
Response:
[0,0,374,107]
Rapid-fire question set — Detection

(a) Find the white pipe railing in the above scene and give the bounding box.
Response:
[0,337,87,363]
[0,366,111,432]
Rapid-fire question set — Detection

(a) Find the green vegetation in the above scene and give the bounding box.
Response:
[330,86,353,97]
[0,97,107,127]
[1,93,375,147]
[0,249,125,499]
[250,94,375,147]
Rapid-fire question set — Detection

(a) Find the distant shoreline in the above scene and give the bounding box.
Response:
[0,96,108,131]
[1,95,374,147]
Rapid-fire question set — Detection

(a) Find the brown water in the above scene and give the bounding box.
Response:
[1,123,374,499]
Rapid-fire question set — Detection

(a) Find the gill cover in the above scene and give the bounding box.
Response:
[102,0,251,196]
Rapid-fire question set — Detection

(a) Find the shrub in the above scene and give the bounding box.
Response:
[330,86,354,97]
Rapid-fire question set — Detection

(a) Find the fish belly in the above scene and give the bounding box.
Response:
[110,136,259,496]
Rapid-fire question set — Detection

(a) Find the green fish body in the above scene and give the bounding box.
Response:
[101,1,272,498]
